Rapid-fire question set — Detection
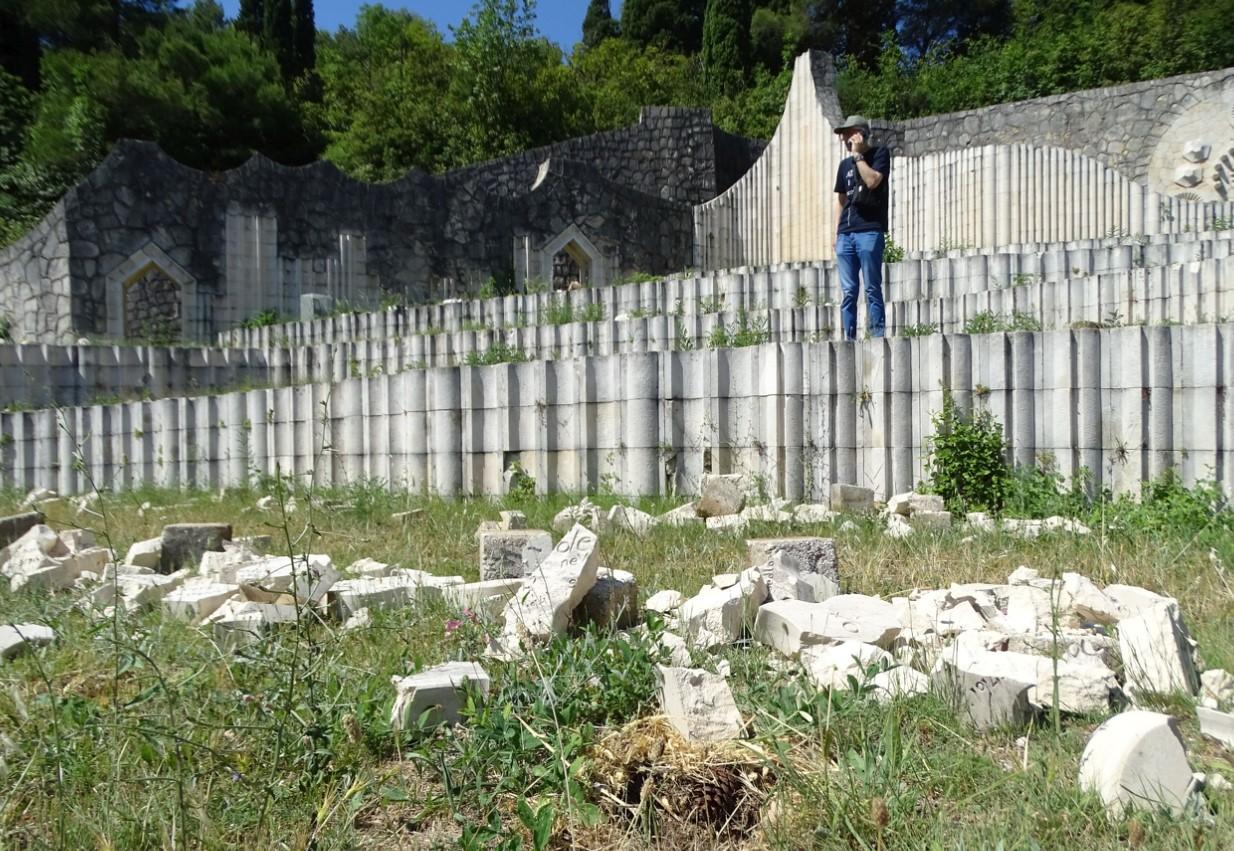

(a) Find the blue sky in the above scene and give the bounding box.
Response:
[215,1,623,49]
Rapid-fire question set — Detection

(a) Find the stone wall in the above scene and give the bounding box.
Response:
[0,108,763,344]
[0,202,72,342]
[4,326,1230,501]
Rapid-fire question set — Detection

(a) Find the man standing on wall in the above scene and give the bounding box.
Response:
[833,115,891,341]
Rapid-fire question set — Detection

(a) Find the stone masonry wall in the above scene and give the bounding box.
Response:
[0,202,73,343]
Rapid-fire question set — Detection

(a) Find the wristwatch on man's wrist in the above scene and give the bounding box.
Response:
[852,152,863,162]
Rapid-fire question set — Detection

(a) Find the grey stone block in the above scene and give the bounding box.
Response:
[478,529,553,581]
[160,523,232,574]
[0,512,44,549]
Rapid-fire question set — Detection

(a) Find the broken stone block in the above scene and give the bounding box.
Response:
[739,505,792,523]
[342,608,372,631]
[658,502,703,527]
[754,595,900,657]
[676,567,767,648]
[496,524,601,653]
[0,512,44,549]
[1079,711,1193,816]
[657,665,744,742]
[1041,516,1090,535]
[705,514,748,533]
[950,649,1117,714]
[934,600,987,636]
[478,529,553,580]
[205,599,299,648]
[966,512,996,532]
[764,552,838,603]
[499,510,527,530]
[657,631,692,666]
[59,529,95,552]
[347,557,392,578]
[391,661,491,731]
[1201,669,1234,709]
[1175,165,1204,188]
[696,474,747,518]
[747,537,839,583]
[162,580,240,622]
[933,658,1035,731]
[711,573,740,589]
[199,543,264,582]
[830,483,874,514]
[1104,584,1172,619]
[1005,631,1119,670]
[645,589,685,613]
[885,491,945,516]
[20,488,57,510]
[1119,600,1199,699]
[392,509,424,523]
[234,554,338,604]
[800,641,892,690]
[1184,140,1212,163]
[551,499,601,533]
[160,523,231,574]
[792,504,837,524]
[125,537,162,569]
[606,504,656,536]
[442,578,524,619]
[871,666,931,704]
[1058,572,1119,625]
[0,623,55,660]
[1198,706,1234,749]
[884,515,913,539]
[328,575,420,619]
[1007,565,1040,585]
[907,510,952,531]
[574,568,639,630]
[1003,585,1054,634]
[102,570,189,611]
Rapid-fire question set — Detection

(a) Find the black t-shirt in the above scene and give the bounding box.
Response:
[833,145,891,234]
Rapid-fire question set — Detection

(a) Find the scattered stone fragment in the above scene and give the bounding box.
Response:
[1201,669,1234,709]
[160,523,231,574]
[20,488,57,510]
[754,595,900,656]
[705,514,748,533]
[792,504,837,523]
[657,631,692,666]
[656,665,744,742]
[658,502,703,527]
[0,512,44,549]
[495,524,601,654]
[329,575,421,619]
[871,666,932,704]
[0,623,55,660]
[884,492,945,516]
[199,541,265,582]
[739,505,792,523]
[162,580,240,622]
[711,573,740,589]
[933,658,1035,731]
[966,512,996,532]
[1079,711,1193,816]
[342,608,372,632]
[1105,584,1172,619]
[884,514,913,539]
[908,510,952,531]
[1007,565,1040,585]
[830,483,874,514]
[1197,706,1234,749]
[392,509,424,523]
[1002,585,1054,633]
[1057,572,1120,625]
[391,661,491,731]
[551,498,602,533]
[696,474,747,518]
[442,578,524,619]
[1005,631,1119,669]
[92,569,190,611]
[940,649,1117,714]
[764,551,838,603]
[205,599,299,648]
[800,641,892,690]
[234,554,338,604]
[478,529,553,580]
[1119,600,1199,699]
[255,495,276,512]
[676,567,767,648]
[347,558,392,578]
[574,568,639,630]
[124,537,162,569]
[606,504,657,536]
[747,537,839,584]
[645,589,685,614]
[499,510,527,530]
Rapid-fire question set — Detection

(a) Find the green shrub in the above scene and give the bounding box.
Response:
[544,298,575,325]
[962,311,1001,335]
[238,309,286,330]
[926,392,1010,513]
[463,341,529,367]
[900,323,937,337]
[708,311,771,349]
[883,235,906,263]
[575,301,605,323]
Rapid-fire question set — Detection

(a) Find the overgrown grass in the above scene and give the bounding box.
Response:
[1,479,1232,848]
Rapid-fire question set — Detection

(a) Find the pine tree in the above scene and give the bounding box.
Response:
[263,0,294,79]
[291,0,315,79]
[582,0,619,48]
[701,0,751,97]
[236,0,265,39]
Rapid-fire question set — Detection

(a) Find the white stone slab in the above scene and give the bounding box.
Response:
[1079,711,1193,816]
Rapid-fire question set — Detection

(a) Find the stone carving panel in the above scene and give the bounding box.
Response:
[1148,86,1234,200]
[124,264,181,342]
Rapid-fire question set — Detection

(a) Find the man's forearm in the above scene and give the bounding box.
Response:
[853,157,883,189]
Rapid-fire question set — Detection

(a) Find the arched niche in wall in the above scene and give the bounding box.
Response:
[541,224,607,290]
[104,243,198,342]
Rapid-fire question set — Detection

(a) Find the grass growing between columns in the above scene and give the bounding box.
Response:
[0,480,1232,848]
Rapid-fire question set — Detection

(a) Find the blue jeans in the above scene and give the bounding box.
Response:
[836,231,886,341]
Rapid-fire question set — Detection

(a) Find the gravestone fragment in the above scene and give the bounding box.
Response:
[160,523,231,574]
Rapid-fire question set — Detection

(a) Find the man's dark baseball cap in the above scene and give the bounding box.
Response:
[834,115,871,135]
